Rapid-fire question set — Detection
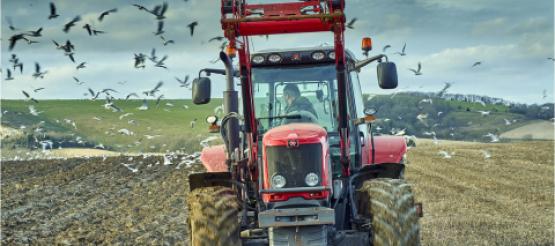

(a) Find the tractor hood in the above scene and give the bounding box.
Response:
[263,123,327,147]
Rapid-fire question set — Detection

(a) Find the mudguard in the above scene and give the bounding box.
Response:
[361,135,407,165]
[199,144,228,172]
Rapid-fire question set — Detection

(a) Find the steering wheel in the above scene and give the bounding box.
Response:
[281,110,318,125]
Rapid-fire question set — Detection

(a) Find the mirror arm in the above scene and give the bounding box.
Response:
[352,54,388,72]
[198,68,240,78]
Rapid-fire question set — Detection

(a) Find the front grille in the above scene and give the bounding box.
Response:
[265,143,322,188]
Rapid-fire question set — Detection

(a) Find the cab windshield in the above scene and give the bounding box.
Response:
[252,64,337,133]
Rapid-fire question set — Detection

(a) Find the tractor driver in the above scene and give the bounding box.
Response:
[282,84,318,121]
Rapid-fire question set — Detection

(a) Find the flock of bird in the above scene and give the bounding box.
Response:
[374,40,547,160]
[3,1,230,169]
[3,2,553,167]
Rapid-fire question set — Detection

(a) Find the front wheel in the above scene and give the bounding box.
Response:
[357,178,420,246]
[187,186,241,246]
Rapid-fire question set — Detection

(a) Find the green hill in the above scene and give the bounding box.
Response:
[1,93,551,153]
[365,93,552,141]
[1,99,222,153]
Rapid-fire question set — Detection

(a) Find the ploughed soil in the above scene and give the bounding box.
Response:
[2,140,553,245]
[1,155,203,245]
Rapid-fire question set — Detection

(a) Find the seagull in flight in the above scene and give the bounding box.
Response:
[5,69,14,81]
[187,21,198,36]
[48,2,59,19]
[176,75,190,88]
[346,18,357,29]
[472,61,482,67]
[63,15,81,33]
[395,43,406,56]
[382,45,391,52]
[477,110,490,116]
[438,150,454,159]
[98,8,118,22]
[32,62,47,79]
[484,133,500,142]
[22,90,39,103]
[409,62,422,76]
[144,81,164,97]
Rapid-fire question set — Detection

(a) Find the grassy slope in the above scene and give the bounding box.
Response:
[407,140,554,245]
[367,94,532,140]
[1,99,222,152]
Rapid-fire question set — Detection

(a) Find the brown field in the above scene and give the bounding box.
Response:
[1,140,553,245]
[406,140,554,245]
[500,120,555,140]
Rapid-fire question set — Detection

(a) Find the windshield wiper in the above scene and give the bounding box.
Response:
[257,114,301,120]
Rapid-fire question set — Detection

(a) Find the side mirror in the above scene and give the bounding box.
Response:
[192,77,211,105]
[377,62,398,89]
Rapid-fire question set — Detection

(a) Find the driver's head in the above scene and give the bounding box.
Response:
[283,84,300,106]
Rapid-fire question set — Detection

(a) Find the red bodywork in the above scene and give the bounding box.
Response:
[201,134,408,172]
[361,135,407,165]
[200,144,228,172]
[261,123,330,203]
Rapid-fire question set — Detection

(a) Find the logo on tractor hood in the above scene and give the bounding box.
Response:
[286,133,300,148]
[287,139,299,148]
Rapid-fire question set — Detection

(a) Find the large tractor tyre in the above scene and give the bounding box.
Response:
[357,179,420,246]
[187,186,241,246]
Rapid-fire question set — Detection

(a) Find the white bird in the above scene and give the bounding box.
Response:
[423,131,436,136]
[419,98,433,104]
[39,140,53,152]
[92,116,102,121]
[438,150,453,159]
[200,136,220,148]
[480,150,491,159]
[119,113,134,120]
[394,128,406,136]
[476,100,486,106]
[484,133,499,142]
[214,105,224,115]
[165,102,174,107]
[122,163,138,173]
[118,128,134,136]
[503,118,512,126]
[477,110,490,116]
[28,105,42,116]
[163,155,173,165]
[432,136,439,145]
[144,134,161,140]
[416,113,428,126]
[138,99,149,111]
[94,143,105,149]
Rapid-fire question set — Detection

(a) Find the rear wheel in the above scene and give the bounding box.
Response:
[357,178,420,246]
[187,186,241,246]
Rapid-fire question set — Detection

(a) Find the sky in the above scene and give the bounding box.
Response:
[1,0,554,104]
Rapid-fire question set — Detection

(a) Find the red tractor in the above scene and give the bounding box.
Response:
[187,1,421,245]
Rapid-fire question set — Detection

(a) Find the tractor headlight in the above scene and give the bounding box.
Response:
[252,55,265,64]
[328,51,335,60]
[312,51,325,61]
[305,172,319,186]
[268,54,282,63]
[272,174,286,188]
